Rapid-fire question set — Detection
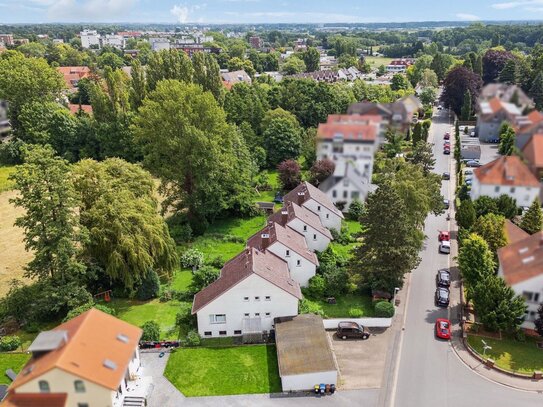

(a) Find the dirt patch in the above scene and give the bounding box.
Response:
[0,190,33,297]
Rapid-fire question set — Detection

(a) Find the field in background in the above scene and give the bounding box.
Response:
[364,56,394,68]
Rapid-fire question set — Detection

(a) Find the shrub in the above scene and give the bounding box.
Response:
[0,335,21,351]
[190,266,220,292]
[166,213,193,244]
[63,302,115,322]
[299,298,324,317]
[277,159,302,191]
[348,199,364,221]
[321,264,348,297]
[184,330,201,347]
[348,308,363,318]
[306,275,326,298]
[176,302,196,330]
[135,270,160,301]
[180,249,204,270]
[141,321,160,341]
[514,329,526,342]
[374,301,395,318]
[206,256,224,269]
[160,289,180,302]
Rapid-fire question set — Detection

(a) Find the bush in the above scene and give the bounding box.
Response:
[374,301,395,318]
[306,275,326,298]
[321,264,348,297]
[160,289,179,302]
[135,270,160,301]
[348,199,364,221]
[180,249,204,270]
[348,308,363,318]
[184,330,201,347]
[299,298,324,317]
[514,329,526,342]
[63,302,115,322]
[206,256,224,269]
[176,302,196,330]
[141,321,160,341]
[166,213,193,244]
[190,266,220,292]
[0,335,21,351]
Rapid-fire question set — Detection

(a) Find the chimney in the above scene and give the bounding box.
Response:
[297,191,305,205]
[261,233,270,250]
[281,210,288,225]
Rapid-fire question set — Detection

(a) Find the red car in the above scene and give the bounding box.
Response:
[438,231,450,241]
[435,318,451,340]
[444,133,450,140]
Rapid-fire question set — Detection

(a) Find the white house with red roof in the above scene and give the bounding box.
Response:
[192,248,301,338]
[470,156,541,208]
[498,229,543,329]
[247,222,318,287]
[476,97,523,142]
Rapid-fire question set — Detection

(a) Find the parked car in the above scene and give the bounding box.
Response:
[435,318,451,339]
[465,178,472,186]
[436,269,451,287]
[439,240,451,254]
[465,160,481,167]
[444,133,450,140]
[464,169,473,175]
[337,321,370,340]
[437,105,443,110]
[435,288,450,307]
[443,148,451,155]
[444,140,450,145]
[438,231,450,241]
[488,137,500,143]
[442,172,450,180]
[443,199,450,209]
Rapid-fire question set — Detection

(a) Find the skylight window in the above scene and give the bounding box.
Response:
[103,359,117,370]
[116,333,129,344]
[522,256,535,264]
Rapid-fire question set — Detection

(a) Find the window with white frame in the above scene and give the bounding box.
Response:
[265,312,271,317]
[296,259,301,266]
[255,313,260,316]
[265,296,271,301]
[243,296,249,301]
[74,380,85,393]
[313,234,317,240]
[255,296,260,301]
[244,313,250,317]
[303,225,307,232]
[39,381,50,393]
[317,205,321,211]
[523,291,540,302]
[326,214,329,219]
[209,314,226,324]
[286,249,290,257]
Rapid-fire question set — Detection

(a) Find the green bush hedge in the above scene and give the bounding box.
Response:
[0,335,21,352]
[374,301,395,318]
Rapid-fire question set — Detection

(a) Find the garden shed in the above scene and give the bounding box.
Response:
[274,314,337,391]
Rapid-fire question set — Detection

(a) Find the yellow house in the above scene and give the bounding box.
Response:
[2,308,148,407]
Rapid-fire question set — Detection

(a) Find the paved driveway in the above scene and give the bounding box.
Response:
[328,327,392,390]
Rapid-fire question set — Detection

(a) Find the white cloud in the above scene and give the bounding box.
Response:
[491,0,543,9]
[223,11,366,23]
[170,3,206,23]
[456,13,481,21]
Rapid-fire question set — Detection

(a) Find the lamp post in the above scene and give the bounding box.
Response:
[482,339,492,356]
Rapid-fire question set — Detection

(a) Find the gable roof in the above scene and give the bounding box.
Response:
[498,231,543,285]
[2,393,67,407]
[317,122,378,143]
[192,247,301,314]
[504,219,530,244]
[9,309,142,392]
[474,156,540,187]
[480,84,534,108]
[67,104,93,115]
[56,66,91,90]
[282,181,343,219]
[479,97,522,117]
[247,222,318,265]
[268,201,333,240]
[221,70,252,85]
[522,133,543,169]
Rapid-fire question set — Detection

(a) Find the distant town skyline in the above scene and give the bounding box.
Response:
[2,0,543,24]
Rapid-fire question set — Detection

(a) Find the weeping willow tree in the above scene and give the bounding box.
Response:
[73,158,178,288]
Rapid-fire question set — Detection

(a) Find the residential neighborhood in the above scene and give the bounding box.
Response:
[1,7,543,407]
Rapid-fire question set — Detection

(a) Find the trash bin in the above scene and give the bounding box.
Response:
[319,384,326,395]
[314,384,320,394]
[325,384,331,393]
[330,384,336,394]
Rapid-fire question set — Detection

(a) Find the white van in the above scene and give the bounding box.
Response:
[439,240,451,254]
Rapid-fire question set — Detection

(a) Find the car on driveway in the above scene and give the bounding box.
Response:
[337,321,370,340]
[465,160,481,167]
[470,131,476,137]
[437,105,443,110]
[444,133,450,140]
[443,148,451,155]
[435,287,450,307]
[465,178,472,186]
[443,199,450,209]
[439,240,451,254]
[438,231,450,241]
[435,318,451,339]
[436,269,451,287]
[464,169,473,176]
[442,172,450,180]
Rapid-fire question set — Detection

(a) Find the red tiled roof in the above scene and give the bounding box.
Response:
[474,156,540,187]
[504,219,530,244]
[326,114,382,124]
[2,392,67,407]
[488,97,503,114]
[498,231,543,285]
[282,182,343,219]
[192,248,301,314]
[9,309,142,392]
[522,133,543,169]
[269,201,333,240]
[247,222,318,265]
[317,122,377,142]
[56,66,91,89]
[67,104,92,115]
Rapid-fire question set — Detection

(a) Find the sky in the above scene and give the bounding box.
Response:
[2,0,543,24]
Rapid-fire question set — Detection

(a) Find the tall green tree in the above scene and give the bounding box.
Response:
[458,233,495,301]
[129,58,146,109]
[10,145,85,283]
[409,140,435,174]
[530,72,543,110]
[499,59,517,84]
[223,83,268,133]
[263,116,302,166]
[133,80,255,226]
[520,199,543,234]
[496,194,518,219]
[456,200,477,230]
[0,52,65,130]
[473,275,526,332]
[472,213,508,254]
[460,89,472,121]
[281,56,306,75]
[350,183,423,293]
[302,47,320,72]
[146,49,194,91]
[192,51,225,105]
[391,74,410,91]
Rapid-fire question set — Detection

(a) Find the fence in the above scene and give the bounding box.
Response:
[322,318,392,330]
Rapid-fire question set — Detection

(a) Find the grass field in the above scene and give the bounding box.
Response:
[0,166,15,193]
[170,270,193,292]
[318,294,376,318]
[364,56,394,68]
[0,353,31,385]
[164,345,281,396]
[467,334,543,374]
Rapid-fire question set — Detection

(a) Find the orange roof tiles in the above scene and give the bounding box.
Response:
[2,393,67,407]
[9,308,142,392]
[498,231,543,285]
[474,156,540,187]
[317,122,377,142]
[56,66,91,90]
[504,219,530,244]
[522,133,543,168]
[67,104,93,115]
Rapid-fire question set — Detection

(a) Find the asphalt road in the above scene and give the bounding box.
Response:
[390,110,543,407]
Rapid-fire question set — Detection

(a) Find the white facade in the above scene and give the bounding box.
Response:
[196,274,299,338]
[103,34,125,49]
[281,370,337,392]
[149,38,170,51]
[317,139,376,179]
[302,198,342,232]
[498,266,543,329]
[386,64,407,73]
[266,241,316,287]
[286,217,331,252]
[470,177,540,208]
[81,30,100,49]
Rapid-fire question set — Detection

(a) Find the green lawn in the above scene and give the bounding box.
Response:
[330,219,362,258]
[170,270,193,292]
[0,166,15,192]
[164,345,281,396]
[467,334,543,374]
[365,56,394,68]
[109,298,186,339]
[318,294,375,318]
[180,215,266,262]
[0,353,31,385]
